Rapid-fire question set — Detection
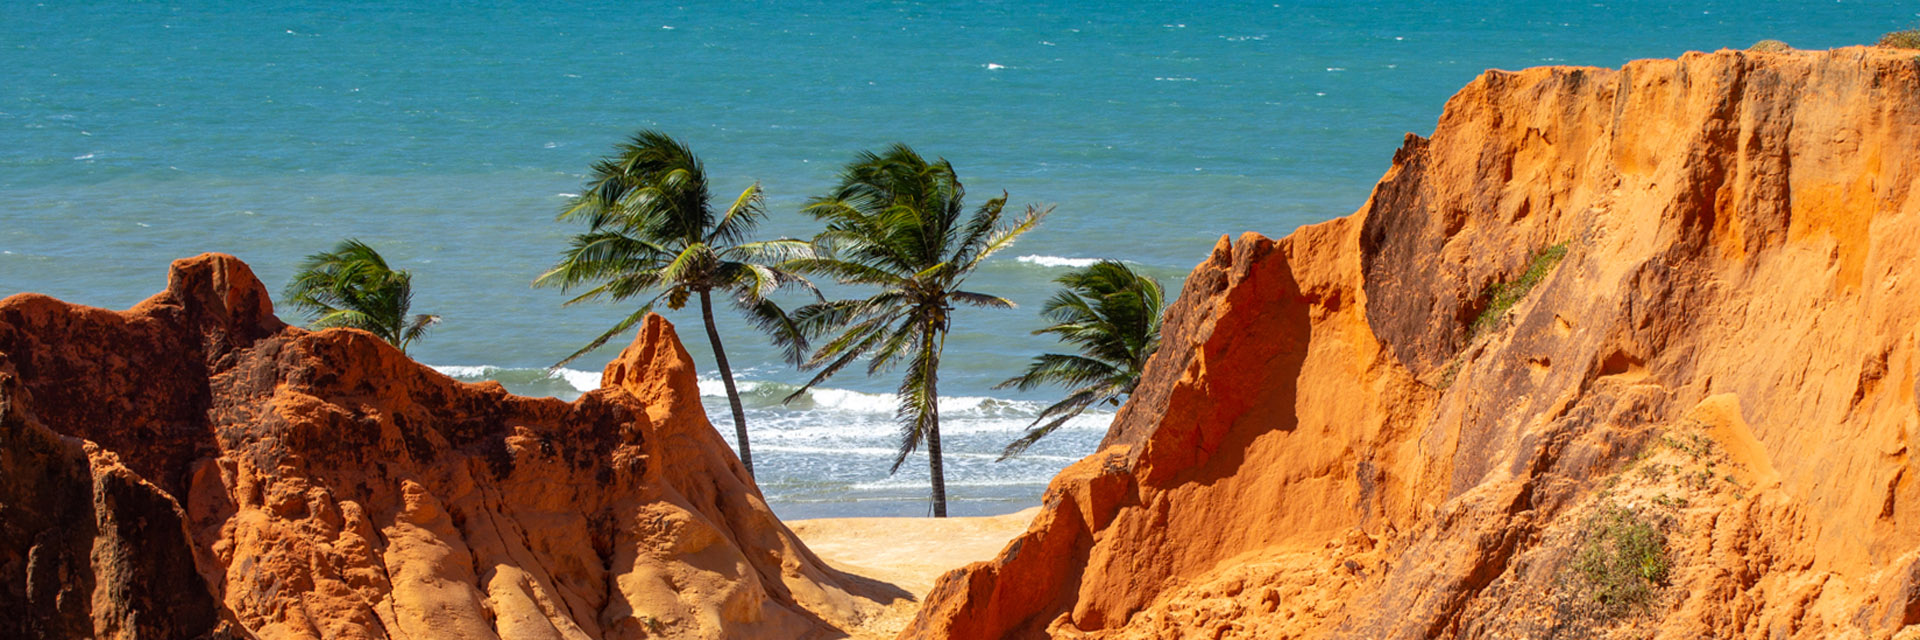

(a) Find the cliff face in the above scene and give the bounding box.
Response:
[907,46,1920,639]
[0,254,888,639]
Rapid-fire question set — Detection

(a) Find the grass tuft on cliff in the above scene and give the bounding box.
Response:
[1572,504,1671,616]
[1748,39,1792,53]
[1470,242,1569,337]
[1881,29,1920,49]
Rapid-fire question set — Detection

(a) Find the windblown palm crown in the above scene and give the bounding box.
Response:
[996,260,1165,459]
[284,239,439,355]
[536,130,812,477]
[784,143,1048,516]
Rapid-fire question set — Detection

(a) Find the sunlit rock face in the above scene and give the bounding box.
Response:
[0,253,886,639]
[905,47,1920,640]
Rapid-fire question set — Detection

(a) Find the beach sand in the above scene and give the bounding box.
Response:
[788,507,1041,639]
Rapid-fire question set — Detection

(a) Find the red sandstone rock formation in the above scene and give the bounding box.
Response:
[906,46,1920,639]
[0,254,890,639]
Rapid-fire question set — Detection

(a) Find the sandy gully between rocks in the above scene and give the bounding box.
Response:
[787,507,1042,639]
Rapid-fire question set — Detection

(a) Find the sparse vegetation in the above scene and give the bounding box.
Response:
[1651,493,1687,509]
[1748,39,1792,53]
[1880,29,1920,49]
[1658,431,1714,461]
[1435,359,1462,389]
[1572,504,1671,616]
[1470,242,1569,336]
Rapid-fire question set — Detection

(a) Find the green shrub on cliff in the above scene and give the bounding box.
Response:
[284,239,439,354]
[1880,29,1920,49]
[1469,242,1568,337]
[1572,504,1670,615]
[1748,39,1792,53]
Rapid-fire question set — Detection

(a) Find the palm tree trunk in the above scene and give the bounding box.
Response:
[699,290,754,478]
[924,325,947,518]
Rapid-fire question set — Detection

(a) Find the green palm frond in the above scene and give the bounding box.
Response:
[891,332,942,473]
[785,315,896,403]
[782,257,905,287]
[996,260,1166,458]
[550,293,665,369]
[863,316,922,376]
[787,144,1049,505]
[725,238,815,265]
[400,314,441,353]
[736,295,809,366]
[1000,387,1106,460]
[708,182,765,248]
[283,239,435,355]
[959,204,1050,274]
[994,353,1119,392]
[950,290,1014,309]
[539,130,812,366]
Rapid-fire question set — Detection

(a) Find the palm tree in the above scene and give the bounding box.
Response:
[535,130,811,479]
[995,260,1165,460]
[783,144,1047,517]
[284,239,440,354]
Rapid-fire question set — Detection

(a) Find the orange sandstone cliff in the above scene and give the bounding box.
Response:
[0,254,891,639]
[906,46,1920,639]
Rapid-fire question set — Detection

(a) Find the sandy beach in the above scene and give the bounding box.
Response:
[787,507,1042,639]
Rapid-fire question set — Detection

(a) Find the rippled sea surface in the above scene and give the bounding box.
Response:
[3,1,1910,517]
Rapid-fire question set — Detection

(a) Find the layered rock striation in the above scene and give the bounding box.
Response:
[907,46,1920,639]
[0,254,888,639]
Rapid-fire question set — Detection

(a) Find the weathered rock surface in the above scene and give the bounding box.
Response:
[0,254,889,639]
[906,46,1920,639]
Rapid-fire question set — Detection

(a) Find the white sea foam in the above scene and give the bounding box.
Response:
[428,364,600,392]
[759,444,1078,462]
[431,364,500,378]
[1016,255,1099,268]
[430,366,1113,436]
[807,387,906,414]
[850,477,1053,490]
[555,368,601,391]
[984,63,1005,70]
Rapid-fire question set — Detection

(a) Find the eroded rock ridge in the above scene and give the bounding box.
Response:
[0,254,886,639]
[908,46,1920,639]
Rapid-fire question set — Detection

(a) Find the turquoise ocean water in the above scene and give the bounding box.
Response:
[3,1,1911,517]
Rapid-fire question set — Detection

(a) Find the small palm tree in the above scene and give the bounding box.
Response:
[536,130,811,479]
[995,260,1165,460]
[784,144,1047,517]
[283,239,440,354]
